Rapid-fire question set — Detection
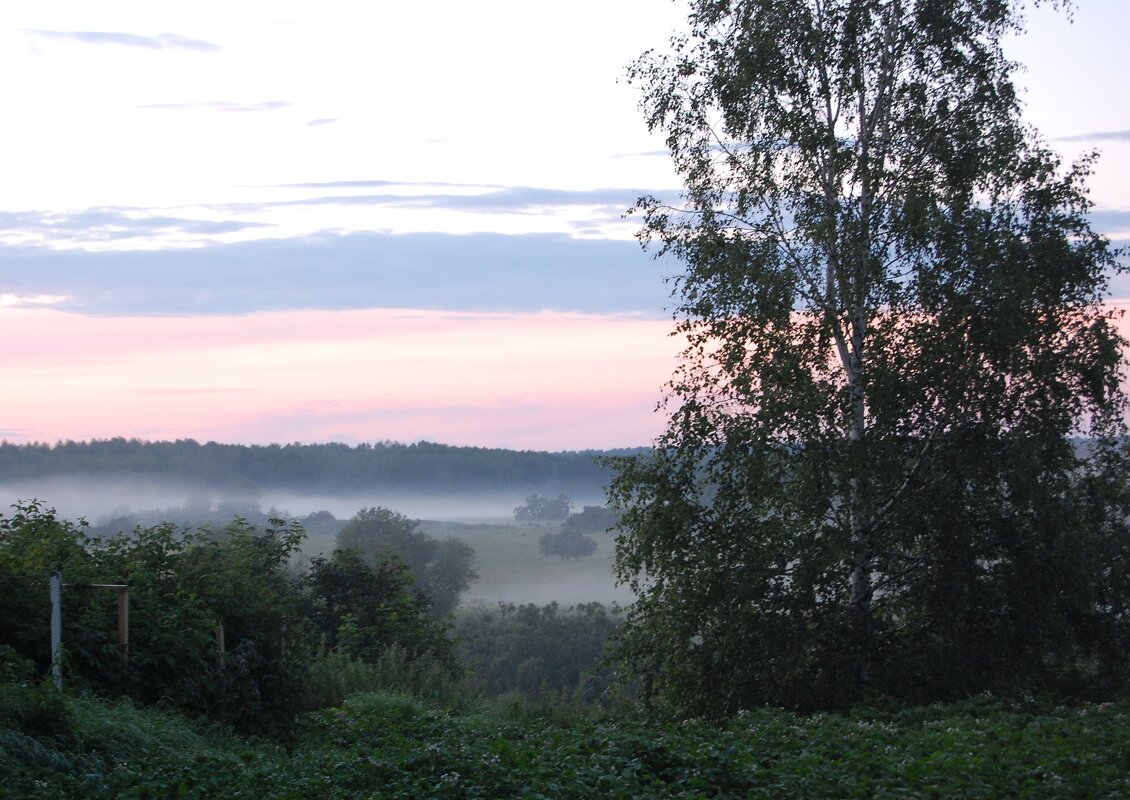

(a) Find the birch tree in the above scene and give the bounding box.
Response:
[609,0,1130,713]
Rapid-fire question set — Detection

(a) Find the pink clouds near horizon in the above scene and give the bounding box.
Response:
[4,300,1130,452]
[0,307,682,451]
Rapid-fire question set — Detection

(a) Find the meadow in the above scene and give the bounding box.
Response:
[303,518,634,608]
[4,683,1129,799]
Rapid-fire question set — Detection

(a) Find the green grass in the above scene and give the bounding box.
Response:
[5,685,1130,799]
[433,520,629,607]
[302,517,632,607]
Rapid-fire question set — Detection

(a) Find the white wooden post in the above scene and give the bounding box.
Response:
[50,571,62,689]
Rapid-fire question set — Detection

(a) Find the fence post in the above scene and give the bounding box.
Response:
[50,571,62,690]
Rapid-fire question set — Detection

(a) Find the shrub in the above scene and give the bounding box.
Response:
[538,529,597,559]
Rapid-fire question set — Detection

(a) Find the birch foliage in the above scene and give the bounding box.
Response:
[609,0,1130,713]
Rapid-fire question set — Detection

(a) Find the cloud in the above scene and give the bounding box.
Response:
[0,208,268,245]
[26,30,220,52]
[1087,211,1130,233]
[138,101,291,113]
[253,184,677,216]
[612,149,669,159]
[0,293,68,309]
[0,231,675,317]
[1054,130,1130,143]
[247,181,682,225]
[307,118,338,126]
[276,179,495,190]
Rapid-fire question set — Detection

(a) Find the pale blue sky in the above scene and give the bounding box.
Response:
[0,0,1126,317]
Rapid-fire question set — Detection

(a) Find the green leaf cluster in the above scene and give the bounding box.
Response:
[0,501,458,732]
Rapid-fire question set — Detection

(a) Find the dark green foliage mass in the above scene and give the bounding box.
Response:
[337,507,477,617]
[455,602,623,704]
[0,504,311,732]
[0,502,457,733]
[4,687,1130,798]
[612,0,1130,715]
[562,504,620,535]
[0,438,625,494]
[538,528,598,559]
[303,549,455,669]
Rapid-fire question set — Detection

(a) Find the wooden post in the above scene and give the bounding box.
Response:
[50,571,62,689]
[86,584,130,663]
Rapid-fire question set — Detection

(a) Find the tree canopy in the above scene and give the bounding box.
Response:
[513,494,574,522]
[539,529,599,560]
[0,502,457,733]
[337,507,477,617]
[609,0,1130,714]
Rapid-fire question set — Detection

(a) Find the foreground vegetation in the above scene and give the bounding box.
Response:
[4,682,1129,799]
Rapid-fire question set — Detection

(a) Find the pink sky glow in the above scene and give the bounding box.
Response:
[0,307,683,451]
[4,301,1129,452]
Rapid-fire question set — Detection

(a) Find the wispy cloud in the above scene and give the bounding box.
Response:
[306,118,337,126]
[1054,130,1130,143]
[138,101,291,113]
[1089,210,1130,232]
[0,208,268,245]
[276,179,496,190]
[0,293,68,309]
[0,231,673,317]
[258,183,676,215]
[26,30,220,52]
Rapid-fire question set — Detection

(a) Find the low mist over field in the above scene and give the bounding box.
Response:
[0,474,599,525]
[0,469,627,608]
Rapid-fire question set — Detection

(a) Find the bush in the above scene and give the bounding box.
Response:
[0,682,72,740]
[538,529,597,559]
[304,647,467,711]
[456,602,624,705]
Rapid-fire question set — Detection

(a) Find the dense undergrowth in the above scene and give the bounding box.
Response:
[3,680,1129,799]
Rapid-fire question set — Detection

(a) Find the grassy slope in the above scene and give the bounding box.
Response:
[5,686,1129,799]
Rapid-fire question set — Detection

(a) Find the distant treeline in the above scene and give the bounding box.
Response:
[0,438,647,494]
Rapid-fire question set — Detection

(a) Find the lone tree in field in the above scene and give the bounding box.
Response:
[609,0,1130,714]
[513,494,573,523]
[539,528,599,560]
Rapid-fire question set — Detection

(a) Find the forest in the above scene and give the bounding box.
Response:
[0,438,630,495]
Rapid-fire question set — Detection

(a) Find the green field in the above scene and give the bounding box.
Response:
[303,518,634,608]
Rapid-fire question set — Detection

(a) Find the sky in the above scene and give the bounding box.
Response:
[1,0,1128,451]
